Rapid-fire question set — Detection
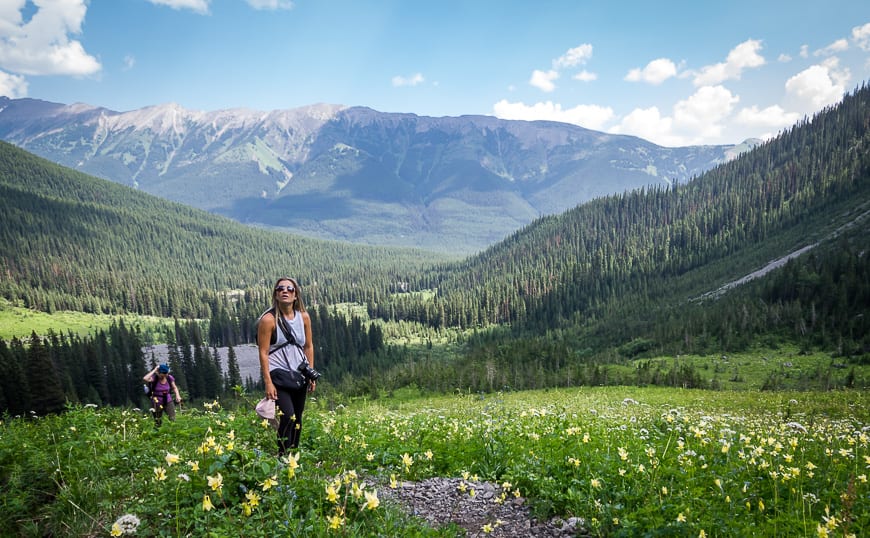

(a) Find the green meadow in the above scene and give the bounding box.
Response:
[0,299,172,343]
[2,387,867,537]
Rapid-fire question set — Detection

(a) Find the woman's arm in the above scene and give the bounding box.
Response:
[302,311,316,392]
[143,365,158,383]
[258,312,278,400]
[302,311,314,368]
[171,380,182,403]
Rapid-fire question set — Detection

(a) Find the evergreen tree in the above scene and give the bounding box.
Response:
[26,332,66,415]
[225,345,242,392]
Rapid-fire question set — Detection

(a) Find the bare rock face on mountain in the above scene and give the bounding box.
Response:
[0,97,755,254]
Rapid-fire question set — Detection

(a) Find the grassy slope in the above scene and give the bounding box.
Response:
[2,386,866,536]
[0,298,172,343]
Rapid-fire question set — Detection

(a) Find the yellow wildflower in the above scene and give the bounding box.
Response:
[202,494,214,511]
[164,452,180,466]
[153,467,167,481]
[110,523,123,537]
[260,475,277,491]
[207,473,223,492]
[326,483,339,503]
[328,514,344,530]
[364,489,380,510]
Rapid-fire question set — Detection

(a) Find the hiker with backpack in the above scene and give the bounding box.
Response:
[144,363,182,427]
[258,277,317,455]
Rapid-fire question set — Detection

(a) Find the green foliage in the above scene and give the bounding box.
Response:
[2,387,867,537]
[0,397,457,537]
[0,298,172,342]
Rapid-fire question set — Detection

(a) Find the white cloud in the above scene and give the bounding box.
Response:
[778,53,792,63]
[0,0,100,76]
[799,44,809,58]
[693,39,765,86]
[492,99,614,130]
[147,0,210,13]
[572,70,597,82]
[123,55,135,71]
[392,73,424,87]
[673,85,739,139]
[735,105,801,130]
[625,58,677,85]
[608,86,739,146]
[609,107,681,146]
[814,38,848,56]
[0,69,27,98]
[553,44,593,69]
[784,62,847,114]
[529,69,559,92]
[852,22,870,51]
[246,0,295,9]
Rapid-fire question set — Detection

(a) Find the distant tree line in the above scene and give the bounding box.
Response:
[0,305,391,416]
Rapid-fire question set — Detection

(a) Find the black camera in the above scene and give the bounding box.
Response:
[298,362,322,382]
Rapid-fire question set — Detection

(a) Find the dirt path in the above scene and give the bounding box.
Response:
[381,477,587,537]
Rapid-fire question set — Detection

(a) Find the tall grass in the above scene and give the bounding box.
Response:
[1,387,867,537]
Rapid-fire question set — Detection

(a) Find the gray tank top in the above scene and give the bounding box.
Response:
[268,312,306,372]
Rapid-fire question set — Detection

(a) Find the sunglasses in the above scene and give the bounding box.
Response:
[275,285,295,293]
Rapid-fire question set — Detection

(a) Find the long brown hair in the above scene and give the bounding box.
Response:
[271,277,307,313]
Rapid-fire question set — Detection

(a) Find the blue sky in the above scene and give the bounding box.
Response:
[1,0,869,147]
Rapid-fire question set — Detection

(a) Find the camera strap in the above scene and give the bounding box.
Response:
[273,310,306,370]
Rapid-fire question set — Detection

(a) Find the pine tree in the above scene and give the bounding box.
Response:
[225,345,242,392]
[26,332,66,415]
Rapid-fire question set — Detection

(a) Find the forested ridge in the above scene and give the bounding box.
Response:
[393,83,869,332]
[1,83,868,412]
[0,143,447,318]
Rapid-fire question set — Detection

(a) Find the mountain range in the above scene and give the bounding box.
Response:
[0,97,757,254]
[1,83,867,380]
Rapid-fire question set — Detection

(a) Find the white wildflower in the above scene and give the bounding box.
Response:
[113,514,141,535]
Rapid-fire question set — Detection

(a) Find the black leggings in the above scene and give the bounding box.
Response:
[276,385,307,453]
